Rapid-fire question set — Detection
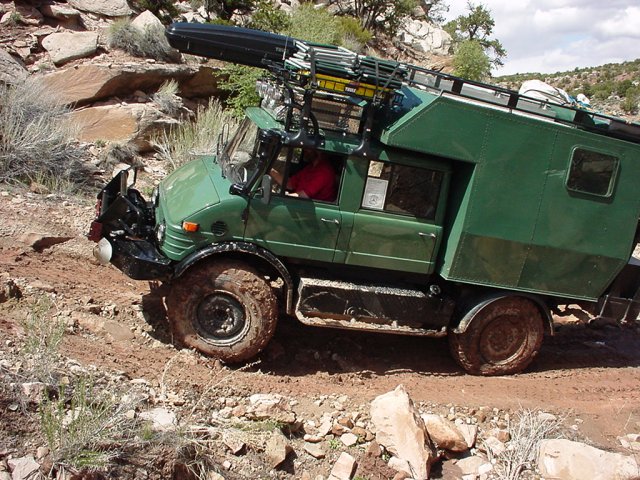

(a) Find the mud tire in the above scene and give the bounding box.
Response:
[449,296,544,376]
[167,260,277,363]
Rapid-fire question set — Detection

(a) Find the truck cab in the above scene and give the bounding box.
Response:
[88,23,640,375]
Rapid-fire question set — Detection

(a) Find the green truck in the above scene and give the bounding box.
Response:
[88,24,640,375]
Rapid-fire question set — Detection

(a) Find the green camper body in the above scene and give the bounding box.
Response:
[88,24,640,375]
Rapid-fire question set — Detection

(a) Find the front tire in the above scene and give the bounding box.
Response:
[449,296,545,376]
[167,260,277,363]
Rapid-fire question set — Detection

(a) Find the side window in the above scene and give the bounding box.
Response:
[362,161,443,220]
[269,148,344,203]
[566,148,618,197]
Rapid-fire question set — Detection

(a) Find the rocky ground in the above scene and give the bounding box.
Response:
[0,185,640,479]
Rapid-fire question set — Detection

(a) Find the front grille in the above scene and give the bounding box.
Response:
[212,221,228,237]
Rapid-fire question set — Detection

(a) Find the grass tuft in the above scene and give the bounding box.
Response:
[108,19,177,62]
[154,99,238,171]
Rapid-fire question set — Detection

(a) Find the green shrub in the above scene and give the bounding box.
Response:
[0,78,84,190]
[338,16,373,46]
[288,3,340,45]
[108,19,176,61]
[453,40,491,82]
[249,0,291,33]
[154,99,239,170]
[219,64,263,118]
[621,93,639,114]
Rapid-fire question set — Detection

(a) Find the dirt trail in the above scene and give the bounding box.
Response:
[1,191,639,453]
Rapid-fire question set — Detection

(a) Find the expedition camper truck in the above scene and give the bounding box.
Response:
[88,24,640,375]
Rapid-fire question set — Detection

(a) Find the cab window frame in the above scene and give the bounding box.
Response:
[360,160,444,221]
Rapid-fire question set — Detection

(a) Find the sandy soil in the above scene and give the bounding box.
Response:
[1,188,639,458]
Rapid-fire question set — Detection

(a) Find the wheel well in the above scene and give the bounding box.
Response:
[452,292,554,336]
[172,243,294,314]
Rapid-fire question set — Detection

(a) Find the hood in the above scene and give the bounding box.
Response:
[160,158,220,225]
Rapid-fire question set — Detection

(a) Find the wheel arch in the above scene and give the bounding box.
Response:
[452,292,554,336]
[172,242,294,314]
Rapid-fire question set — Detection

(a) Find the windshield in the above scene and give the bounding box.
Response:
[219,118,260,184]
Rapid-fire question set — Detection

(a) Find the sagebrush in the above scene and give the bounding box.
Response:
[0,79,85,190]
[108,19,176,61]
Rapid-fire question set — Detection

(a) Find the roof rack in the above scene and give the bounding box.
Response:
[165,23,640,146]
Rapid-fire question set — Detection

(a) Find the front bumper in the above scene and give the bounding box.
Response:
[89,168,172,281]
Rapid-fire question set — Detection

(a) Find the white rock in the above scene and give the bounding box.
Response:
[398,19,452,55]
[456,455,486,475]
[7,456,40,480]
[139,407,176,431]
[303,442,325,459]
[538,439,640,480]
[458,424,478,449]
[482,436,506,457]
[20,382,47,404]
[329,452,356,480]
[341,432,358,447]
[422,414,468,452]
[247,393,296,424]
[0,48,28,85]
[42,31,98,66]
[370,385,436,480]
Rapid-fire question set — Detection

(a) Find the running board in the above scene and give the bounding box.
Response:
[294,277,452,337]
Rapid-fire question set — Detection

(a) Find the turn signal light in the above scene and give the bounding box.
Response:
[182,221,199,232]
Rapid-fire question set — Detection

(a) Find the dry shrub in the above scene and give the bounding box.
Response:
[153,80,183,116]
[108,19,177,62]
[0,78,85,190]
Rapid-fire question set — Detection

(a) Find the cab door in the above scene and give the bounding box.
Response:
[243,147,343,263]
[344,160,445,274]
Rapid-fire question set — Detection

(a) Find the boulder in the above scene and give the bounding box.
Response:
[42,31,98,66]
[538,439,640,480]
[399,19,452,55]
[422,414,469,452]
[67,0,132,17]
[41,64,220,106]
[0,48,28,84]
[131,11,181,62]
[370,385,436,480]
[69,103,178,152]
[455,455,487,476]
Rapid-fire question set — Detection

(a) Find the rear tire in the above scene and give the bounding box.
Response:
[449,296,544,376]
[167,260,277,363]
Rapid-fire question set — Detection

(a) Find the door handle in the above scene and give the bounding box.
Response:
[418,232,436,239]
[321,218,340,225]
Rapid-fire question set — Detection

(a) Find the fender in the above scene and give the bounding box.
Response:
[173,241,294,314]
[452,292,554,335]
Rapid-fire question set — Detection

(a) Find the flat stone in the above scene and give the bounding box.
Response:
[329,452,356,480]
[303,442,325,459]
[456,455,486,475]
[422,413,468,452]
[538,439,640,480]
[0,48,27,85]
[42,31,98,66]
[67,0,132,17]
[7,456,40,480]
[341,432,358,447]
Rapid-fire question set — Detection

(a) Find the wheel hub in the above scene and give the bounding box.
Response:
[195,292,246,342]
[479,316,526,364]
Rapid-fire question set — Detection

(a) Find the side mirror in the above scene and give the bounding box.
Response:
[229,183,244,196]
[260,175,272,205]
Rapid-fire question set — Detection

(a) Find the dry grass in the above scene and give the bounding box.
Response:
[490,409,563,480]
[153,80,183,116]
[153,99,238,171]
[108,19,177,62]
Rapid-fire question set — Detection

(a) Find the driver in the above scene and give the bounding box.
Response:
[270,149,337,202]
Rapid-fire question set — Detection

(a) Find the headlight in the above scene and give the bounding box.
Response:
[155,222,166,244]
[150,187,159,207]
